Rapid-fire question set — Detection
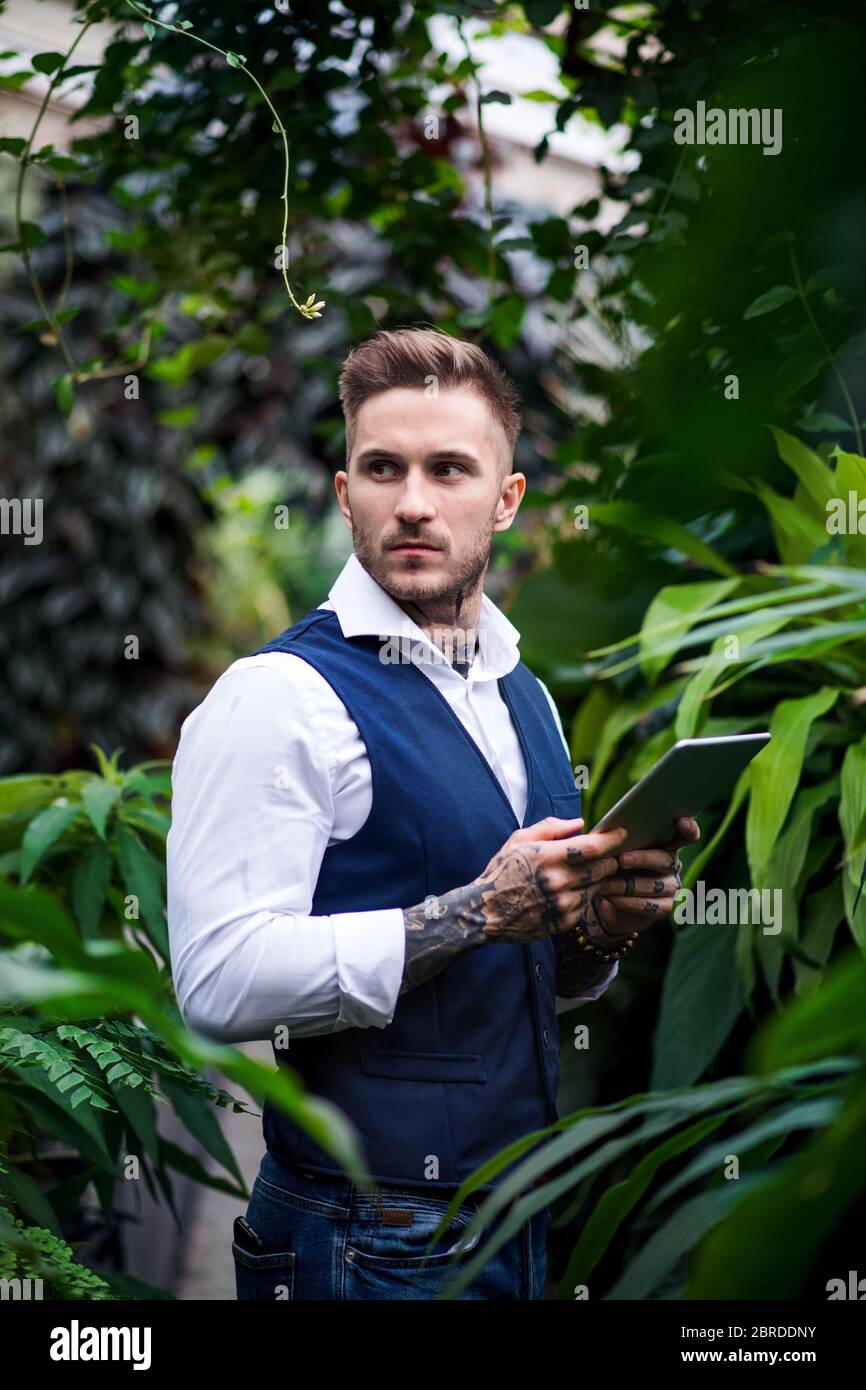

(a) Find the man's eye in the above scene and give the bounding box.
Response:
[437,464,463,477]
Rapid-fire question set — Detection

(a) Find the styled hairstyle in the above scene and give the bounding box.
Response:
[338,326,522,478]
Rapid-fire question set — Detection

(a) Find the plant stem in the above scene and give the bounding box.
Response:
[14,18,93,374]
[124,1,313,316]
[458,20,497,302]
[787,239,862,456]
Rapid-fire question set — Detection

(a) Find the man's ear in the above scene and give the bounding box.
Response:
[494,472,525,530]
[334,468,353,528]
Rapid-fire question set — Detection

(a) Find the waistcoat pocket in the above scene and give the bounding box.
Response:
[549,789,583,818]
[359,1050,487,1083]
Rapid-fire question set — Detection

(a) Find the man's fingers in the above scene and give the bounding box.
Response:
[663,815,701,851]
[597,874,679,899]
[569,856,621,889]
[618,848,681,872]
[559,826,629,862]
[604,896,676,917]
[515,815,585,843]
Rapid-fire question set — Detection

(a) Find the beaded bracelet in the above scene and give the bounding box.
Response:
[573,900,640,962]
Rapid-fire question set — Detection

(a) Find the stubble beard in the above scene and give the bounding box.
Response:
[350,512,496,611]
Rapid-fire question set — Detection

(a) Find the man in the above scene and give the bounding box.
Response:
[167,327,699,1301]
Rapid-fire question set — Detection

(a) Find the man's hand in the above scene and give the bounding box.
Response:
[399,816,626,995]
[592,815,701,943]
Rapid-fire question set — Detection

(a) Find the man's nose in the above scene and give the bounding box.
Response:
[394,474,436,522]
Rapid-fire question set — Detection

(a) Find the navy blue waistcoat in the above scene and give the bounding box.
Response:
[251,608,583,1192]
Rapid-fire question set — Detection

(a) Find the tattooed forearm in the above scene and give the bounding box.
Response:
[399,826,627,997]
[401,881,493,995]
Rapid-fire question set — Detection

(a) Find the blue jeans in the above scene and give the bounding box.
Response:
[233,1150,550,1301]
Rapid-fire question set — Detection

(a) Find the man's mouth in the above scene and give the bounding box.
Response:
[389,542,442,553]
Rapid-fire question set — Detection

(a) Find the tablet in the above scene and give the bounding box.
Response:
[591,733,771,852]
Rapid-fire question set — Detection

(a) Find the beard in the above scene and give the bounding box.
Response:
[349,507,497,613]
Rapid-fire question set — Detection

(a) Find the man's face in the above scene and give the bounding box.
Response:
[334,385,524,608]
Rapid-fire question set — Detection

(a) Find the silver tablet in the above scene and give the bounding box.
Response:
[591,733,771,852]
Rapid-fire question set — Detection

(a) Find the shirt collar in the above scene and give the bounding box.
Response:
[320,551,521,680]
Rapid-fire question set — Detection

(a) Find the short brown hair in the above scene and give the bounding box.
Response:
[338,327,522,477]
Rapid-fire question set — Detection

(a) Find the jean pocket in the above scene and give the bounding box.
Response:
[232,1241,296,1301]
[347,1197,480,1271]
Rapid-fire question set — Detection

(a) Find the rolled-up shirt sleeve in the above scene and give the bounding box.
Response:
[166,661,406,1043]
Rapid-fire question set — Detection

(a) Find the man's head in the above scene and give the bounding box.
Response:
[334,327,525,613]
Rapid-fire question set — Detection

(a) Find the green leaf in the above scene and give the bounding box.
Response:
[31,52,65,74]
[160,1078,244,1186]
[589,501,737,578]
[639,578,740,683]
[646,1097,840,1217]
[225,51,246,67]
[436,1076,785,1299]
[756,777,838,1001]
[147,335,229,384]
[751,949,866,1075]
[480,90,512,105]
[839,735,866,946]
[651,923,744,1090]
[562,1110,732,1293]
[19,307,81,333]
[522,0,564,25]
[520,89,560,103]
[793,878,845,988]
[796,411,856,435]
[17,220,47,249]
[744,477,830,562]
[143,22,155,40]
[674,616,791,739]
[88,744,125,783]
[746,687,838,887]
[158,1137,246,1198]
[832,448,866,566]
[81,778,122,839]
[605,1182,755,1298]
[156,404,198,428]
[1,1163,64,1235]
[769,426,837,511]
[488,294,526,349]
[111,824,169,957]
[19,802,81,885]
[689,1130,865,1300]
[743,285,798,319]
[56,374,74,415]
[71,840,113,938]
[583,679,686,818]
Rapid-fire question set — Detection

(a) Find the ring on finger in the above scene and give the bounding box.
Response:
[591,896,622,943]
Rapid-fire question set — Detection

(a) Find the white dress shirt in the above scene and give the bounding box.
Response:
[166,552,617,1044]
